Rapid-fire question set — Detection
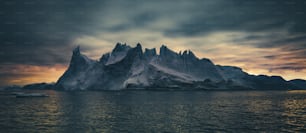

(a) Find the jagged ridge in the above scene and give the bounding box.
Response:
[55,43,306,90]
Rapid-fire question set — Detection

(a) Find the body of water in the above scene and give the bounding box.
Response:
[0,90,305,132]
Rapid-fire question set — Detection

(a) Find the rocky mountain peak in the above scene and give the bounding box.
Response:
[144,48,157,58]
[73,45,81,55]
[112,42,130,53]
[55,43,305,90]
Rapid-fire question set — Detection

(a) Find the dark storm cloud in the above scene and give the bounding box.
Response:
[231,33,306,49]
[108,12,158,32]
[164,0,306,36]
[0,0,195,67]
[0,0,108,66]
[260,62,306,72]
[2,0,305,66]
[1,0,306,85]
[263,55,277,59]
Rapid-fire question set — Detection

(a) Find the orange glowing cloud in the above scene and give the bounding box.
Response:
[0,64,67,86]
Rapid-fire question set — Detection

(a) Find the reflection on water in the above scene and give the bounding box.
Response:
[0,90,306,132]
[282,91,306,132]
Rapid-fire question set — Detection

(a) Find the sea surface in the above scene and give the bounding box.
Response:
[0,90,305,132]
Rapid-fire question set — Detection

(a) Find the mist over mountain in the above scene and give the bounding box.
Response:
[53,43,305,90]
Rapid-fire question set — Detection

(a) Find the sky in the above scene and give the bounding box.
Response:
[0,0,306,87]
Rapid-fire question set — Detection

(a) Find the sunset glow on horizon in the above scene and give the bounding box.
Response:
[1,0,306,87]
[1,42,305,87]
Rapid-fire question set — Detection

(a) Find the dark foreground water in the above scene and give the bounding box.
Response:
[0,90,306,133]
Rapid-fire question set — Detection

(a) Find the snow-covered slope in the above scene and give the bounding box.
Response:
[105,43,131,65]
[55,43,303,90]
[56,46,98,90]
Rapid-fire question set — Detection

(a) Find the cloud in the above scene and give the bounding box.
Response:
[164,0,306,36]
[2,0,305,65]
[1,0,306,86]
[0,64,66,87]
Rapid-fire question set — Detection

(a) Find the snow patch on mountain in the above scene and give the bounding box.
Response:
[150,61,196,82]
[105,43,131,65]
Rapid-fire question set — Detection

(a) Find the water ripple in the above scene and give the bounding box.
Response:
[0,90,305,132]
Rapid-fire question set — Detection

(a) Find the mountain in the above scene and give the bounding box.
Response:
[22,82,54,90]
[55,43,306,90]
[289,79,306,89]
